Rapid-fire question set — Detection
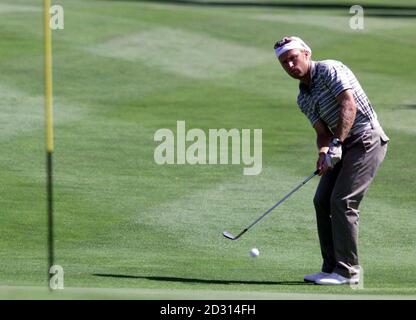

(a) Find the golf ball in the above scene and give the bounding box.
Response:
[250,248,260,257]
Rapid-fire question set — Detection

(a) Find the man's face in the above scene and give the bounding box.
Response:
[278,49,310,80]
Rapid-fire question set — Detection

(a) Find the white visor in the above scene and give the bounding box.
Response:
[275,36,312,58]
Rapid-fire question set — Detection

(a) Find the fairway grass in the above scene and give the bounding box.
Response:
[1,0,415,299]
[1,286,416,300]
[87,27,271,79]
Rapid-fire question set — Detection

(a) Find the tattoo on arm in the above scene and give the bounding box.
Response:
[334,90,357,141]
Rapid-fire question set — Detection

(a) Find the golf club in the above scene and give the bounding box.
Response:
[223,169,319,240]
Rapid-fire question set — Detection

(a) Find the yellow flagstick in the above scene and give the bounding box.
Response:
[44,0,54,289]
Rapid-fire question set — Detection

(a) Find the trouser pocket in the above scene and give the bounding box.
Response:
[378,127,390,146]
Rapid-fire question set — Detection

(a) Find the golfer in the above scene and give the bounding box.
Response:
[274,36,389,285]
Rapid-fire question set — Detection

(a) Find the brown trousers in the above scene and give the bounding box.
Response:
[313,125,389,278]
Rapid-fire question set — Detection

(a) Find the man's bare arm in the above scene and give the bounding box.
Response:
[313,119,332,153]
[334,89,357,141]
[313,120,332,174]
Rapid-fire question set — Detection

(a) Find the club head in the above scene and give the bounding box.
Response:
[222,231,236,240]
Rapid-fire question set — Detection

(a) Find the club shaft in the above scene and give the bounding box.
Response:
[245,170,318,231]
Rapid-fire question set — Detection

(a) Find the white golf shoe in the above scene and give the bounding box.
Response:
[315,272,360,285]
[303,272,330,283]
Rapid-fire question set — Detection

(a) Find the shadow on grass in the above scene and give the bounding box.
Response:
[109,0,416,12]
[93,273,312,285]
[401,104,416,110]
[365,12,416,18]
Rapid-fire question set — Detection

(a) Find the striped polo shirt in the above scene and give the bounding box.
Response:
[297,60,378,135]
